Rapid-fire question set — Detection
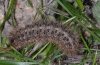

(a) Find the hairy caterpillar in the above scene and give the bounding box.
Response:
[8,21,80,56]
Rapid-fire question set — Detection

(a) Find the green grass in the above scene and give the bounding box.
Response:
[0,0,100,65]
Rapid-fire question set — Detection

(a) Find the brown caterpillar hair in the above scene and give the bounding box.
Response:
[9,21,80,55]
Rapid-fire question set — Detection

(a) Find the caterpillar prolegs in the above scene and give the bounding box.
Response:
[9,21,80,56]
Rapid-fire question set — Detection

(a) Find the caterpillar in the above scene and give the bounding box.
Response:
[8,21,80,56]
